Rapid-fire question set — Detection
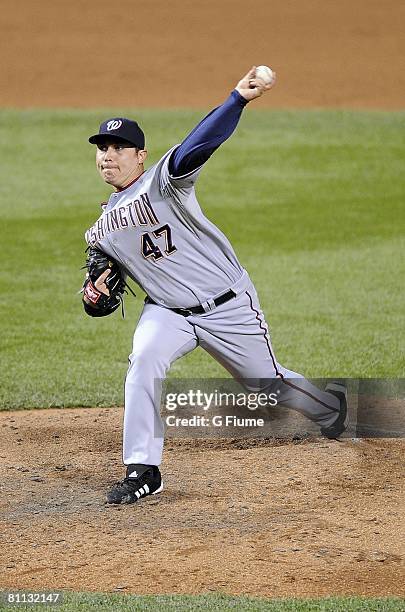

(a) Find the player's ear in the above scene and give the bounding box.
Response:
[137,149,148,164]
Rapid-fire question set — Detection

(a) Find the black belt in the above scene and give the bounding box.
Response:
[145,289,236,316]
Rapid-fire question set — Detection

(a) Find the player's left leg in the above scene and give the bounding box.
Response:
[191,275,343,432]
[106,303,198,505]
[123,302,198,467]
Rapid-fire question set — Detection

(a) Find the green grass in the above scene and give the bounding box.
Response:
[0,593,404,611]
[0,108,404,408]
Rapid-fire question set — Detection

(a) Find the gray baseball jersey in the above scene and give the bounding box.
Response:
[85,146,243,308]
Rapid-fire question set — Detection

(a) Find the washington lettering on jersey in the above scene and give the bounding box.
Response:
[85,192,160,246]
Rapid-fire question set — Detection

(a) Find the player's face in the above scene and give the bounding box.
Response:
[96,139,147,190]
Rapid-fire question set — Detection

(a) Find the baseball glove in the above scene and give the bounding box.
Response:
[82,247,126,317]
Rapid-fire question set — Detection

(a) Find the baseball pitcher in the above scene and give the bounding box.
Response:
[82,67,348,504]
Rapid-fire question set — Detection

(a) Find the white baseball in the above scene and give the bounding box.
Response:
[255,65,275,85]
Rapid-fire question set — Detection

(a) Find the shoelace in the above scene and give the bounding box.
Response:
[111,478,139,491]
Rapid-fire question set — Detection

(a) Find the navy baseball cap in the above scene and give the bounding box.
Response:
[89,118,145,148]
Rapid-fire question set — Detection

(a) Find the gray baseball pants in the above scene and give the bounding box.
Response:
[123,271,339,466]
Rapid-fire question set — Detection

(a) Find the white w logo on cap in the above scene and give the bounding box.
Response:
[106,119,123,131]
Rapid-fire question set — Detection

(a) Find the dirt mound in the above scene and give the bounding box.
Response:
[1,407,404,597]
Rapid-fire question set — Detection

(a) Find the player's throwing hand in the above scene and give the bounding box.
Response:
[235,66,276,101]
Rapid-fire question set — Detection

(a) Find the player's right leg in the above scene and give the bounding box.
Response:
[192,275,347,437]
[107,302,198,504]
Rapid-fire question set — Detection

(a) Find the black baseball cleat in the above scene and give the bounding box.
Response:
[321,382,349,439]
[106,464,163,504]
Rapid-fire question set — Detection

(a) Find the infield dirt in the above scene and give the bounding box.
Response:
[1,0,404,109]
[1,408,404,597]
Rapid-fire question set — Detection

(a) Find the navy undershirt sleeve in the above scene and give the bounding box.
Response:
[169,89,248,178]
